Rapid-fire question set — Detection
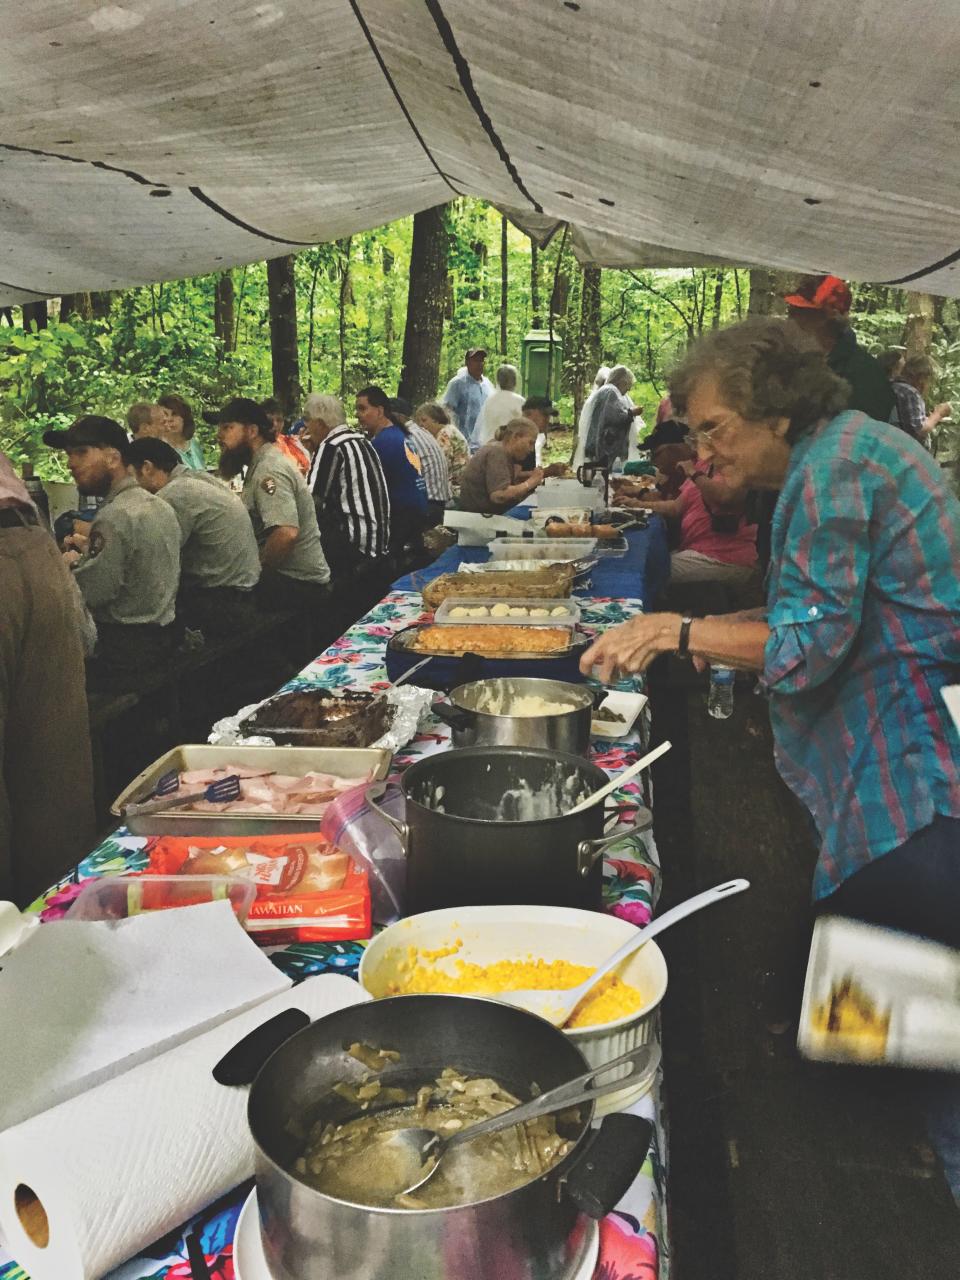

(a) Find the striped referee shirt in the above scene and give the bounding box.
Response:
[408,422,452,504]
[306,424,390,561]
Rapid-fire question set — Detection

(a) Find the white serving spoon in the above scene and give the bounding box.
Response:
[496,879,750,1026]
[566,739,672,814]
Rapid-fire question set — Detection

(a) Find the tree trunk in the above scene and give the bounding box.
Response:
[747,268,792,316]
[266,255,300,417]
[382,243,395,362]
[21,301,48,331]
[903,292,935,358]
[530,240,541,328]
[499,214,509,356]
[580,265,602,378]
[59,292,93,320]
[710,269,725,328]
[214,271,236,352]
[90,291,113,321]
[398,204,448,405]
[336,237,352,399]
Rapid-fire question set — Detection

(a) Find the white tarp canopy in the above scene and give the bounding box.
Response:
[3,0,960,306]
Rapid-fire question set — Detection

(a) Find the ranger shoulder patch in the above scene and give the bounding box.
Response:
[260,476,277,495]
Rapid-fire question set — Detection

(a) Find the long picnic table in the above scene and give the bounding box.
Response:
[1,517,671,1280]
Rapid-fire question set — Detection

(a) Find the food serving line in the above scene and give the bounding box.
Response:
[0,497,679,1280]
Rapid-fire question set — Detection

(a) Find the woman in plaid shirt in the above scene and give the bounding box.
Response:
[583,319,960,942]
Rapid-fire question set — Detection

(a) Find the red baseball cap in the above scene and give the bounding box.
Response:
[783,274,852,316]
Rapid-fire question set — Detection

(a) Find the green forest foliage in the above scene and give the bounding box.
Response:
[3,198,958,480]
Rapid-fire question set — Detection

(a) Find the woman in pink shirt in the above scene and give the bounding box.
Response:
[645,462,758,586]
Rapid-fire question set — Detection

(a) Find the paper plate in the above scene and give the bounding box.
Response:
[234,1189,600,1279]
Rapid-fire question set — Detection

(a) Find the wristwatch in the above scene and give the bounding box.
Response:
[677,615,694,656]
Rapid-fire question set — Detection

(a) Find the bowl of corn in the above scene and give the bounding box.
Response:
[359,905,668,1110]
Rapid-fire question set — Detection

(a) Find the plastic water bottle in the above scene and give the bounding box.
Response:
[611,456,624,479]
[707,666,735,719]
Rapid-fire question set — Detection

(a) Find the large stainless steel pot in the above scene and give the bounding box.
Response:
[245,995,653,1280]
[433,678,596,754]
[366,746,651,914]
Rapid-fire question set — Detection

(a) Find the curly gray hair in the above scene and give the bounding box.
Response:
[669,318,849,443]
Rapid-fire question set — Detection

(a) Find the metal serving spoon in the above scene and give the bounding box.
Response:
[376,1041,660,1198]
[495,879,750,1026]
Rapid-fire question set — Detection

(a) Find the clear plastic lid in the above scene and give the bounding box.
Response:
[64,874,257,923]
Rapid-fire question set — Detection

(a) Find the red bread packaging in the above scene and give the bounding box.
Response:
[145,832,371,944]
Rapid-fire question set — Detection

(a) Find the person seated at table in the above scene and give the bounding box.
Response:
[635,458,758,586]
[414,402,470,493]
[262,396,312,475]
[391,396,451,526]
[583,366,645,468]
[44,416,182,686]
[126,401,168,439]
[301,392,392,585]
[128,436,261,638]
[216,397,331,616]
[157,393,206,469]
[458,417,544,514]
[356,384,429,555]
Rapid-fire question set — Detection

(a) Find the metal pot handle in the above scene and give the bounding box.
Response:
[576,810,653,878]
[364,782,409,847]
[561,1113,654,1219]
[431,701,474,732]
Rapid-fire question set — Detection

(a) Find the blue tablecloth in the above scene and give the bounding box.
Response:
[394,516,670,607]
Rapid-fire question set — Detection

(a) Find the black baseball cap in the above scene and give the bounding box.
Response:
[212,396,271,434]
[43,416,131,457]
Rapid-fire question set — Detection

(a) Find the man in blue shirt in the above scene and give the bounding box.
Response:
[355,385,427,554]
[442,347,493,447]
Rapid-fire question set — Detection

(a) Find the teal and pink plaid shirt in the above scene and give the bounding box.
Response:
[763,410,960,900]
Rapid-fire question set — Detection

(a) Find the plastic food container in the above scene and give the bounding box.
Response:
[359,904,667,1113]
[529,507,593,528]
[434,597,581,627]
[488,537,598,562]
[65,874,257,923]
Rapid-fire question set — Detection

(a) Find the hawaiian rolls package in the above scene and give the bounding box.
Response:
[145,833,372,943]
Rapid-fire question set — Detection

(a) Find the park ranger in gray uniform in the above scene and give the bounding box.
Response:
[44,416,181,686]
[128,436,260,638]
[216,397,330,616]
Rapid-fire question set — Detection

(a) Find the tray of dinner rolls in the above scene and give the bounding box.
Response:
[434,597,581,627]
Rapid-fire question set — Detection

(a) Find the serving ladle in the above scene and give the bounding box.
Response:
[377,1041,660,1198]
[496,879,750,1026]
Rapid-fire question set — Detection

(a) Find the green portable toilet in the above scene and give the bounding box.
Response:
[521,329,563,399]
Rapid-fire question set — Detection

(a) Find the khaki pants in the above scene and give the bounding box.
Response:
[669,550,757,585]
[0,526,95,905]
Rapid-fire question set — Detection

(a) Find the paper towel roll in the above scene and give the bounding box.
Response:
[0,973,369,1280]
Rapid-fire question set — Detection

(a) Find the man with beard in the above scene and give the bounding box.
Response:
[44,416,181,686]
[216,397,331,615]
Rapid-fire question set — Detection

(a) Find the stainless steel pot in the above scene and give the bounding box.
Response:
[245,995,653,1280]
[433,678,596,754]
[366,746,651,913]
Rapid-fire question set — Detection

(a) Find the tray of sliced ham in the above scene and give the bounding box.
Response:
[111,744,393,835]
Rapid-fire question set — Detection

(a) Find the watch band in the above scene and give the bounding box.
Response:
[677,615,694,656]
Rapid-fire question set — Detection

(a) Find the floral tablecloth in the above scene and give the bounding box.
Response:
[1,586,668,1280]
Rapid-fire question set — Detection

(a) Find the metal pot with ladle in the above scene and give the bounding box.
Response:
[366,746,652,914]
[236,994,657,1280]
